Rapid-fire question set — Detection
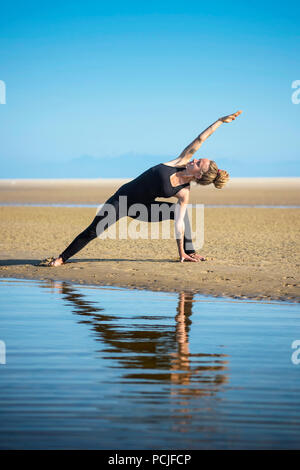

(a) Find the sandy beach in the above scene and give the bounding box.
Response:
[0,178,299,302]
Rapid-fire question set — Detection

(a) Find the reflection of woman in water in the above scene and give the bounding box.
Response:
[170,292,228,391]
[48,281,228,393]
[39,111,242,267]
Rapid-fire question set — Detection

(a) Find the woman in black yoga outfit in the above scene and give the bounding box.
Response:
[40,111,242,266]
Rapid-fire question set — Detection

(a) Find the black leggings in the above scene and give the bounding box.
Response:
[59,195,195,262]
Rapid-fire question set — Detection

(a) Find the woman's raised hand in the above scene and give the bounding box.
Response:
[220,110,242,123]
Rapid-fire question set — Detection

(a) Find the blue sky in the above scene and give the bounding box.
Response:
[0,1,299,178]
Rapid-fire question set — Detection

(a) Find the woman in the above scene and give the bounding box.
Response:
[39,110,242,266]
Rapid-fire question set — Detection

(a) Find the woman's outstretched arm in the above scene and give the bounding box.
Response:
[165,110,242,167]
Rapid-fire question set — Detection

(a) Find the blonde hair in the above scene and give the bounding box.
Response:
[195,160,229,189]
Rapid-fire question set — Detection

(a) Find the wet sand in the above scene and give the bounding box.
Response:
[0,178,299,302]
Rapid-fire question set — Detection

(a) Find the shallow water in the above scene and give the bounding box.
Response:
[0,278,299,450]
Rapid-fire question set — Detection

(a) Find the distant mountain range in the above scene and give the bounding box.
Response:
[1,153,299,178]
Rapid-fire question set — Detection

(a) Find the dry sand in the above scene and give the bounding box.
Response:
[0,178,299,302]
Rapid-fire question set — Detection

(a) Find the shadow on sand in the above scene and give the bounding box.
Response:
[0,257,180,267]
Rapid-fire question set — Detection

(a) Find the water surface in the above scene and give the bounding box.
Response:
[0,278,299,449]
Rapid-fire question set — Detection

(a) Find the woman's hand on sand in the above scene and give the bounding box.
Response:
[180,253,200,262]
[220,110,242,123]
[189,252,206,261]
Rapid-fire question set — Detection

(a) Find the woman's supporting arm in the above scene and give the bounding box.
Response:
[174,196,198,262]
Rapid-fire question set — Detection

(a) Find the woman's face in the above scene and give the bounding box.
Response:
[187,158,210,178]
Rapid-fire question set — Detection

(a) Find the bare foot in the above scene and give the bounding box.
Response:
[52,257,64,266]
